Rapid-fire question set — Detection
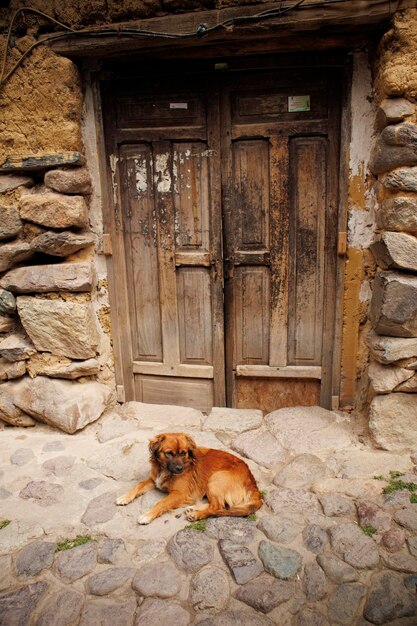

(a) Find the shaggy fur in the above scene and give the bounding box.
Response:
[116,432,262,524]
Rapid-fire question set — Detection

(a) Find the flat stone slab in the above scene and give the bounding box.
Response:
[189,566,230,613]
[264,487,320,516]
[219,540,263,584]
[330,523,380,569]
[235,573,295,613]
[135,598,191,626]
[35,589,84,626]
[328,582,366,625]
[87,436,149,481]
[394,507,417,531]
[332,447,412,478]
[273,454,327,489]
[258,540,302,580]
[257,514,303,544]
[81,490,118,526]
[54,541,97,582]
[121,401,202,430]
[9,376,112,434]
[132,561,180,598]
[79,598,137,626]
[363,571,417,624]
[205,517,256,544]
[204,407,263,434]
[86,567,135,595]
[19,480,63,507]
[231,429,287,468]
[317,554,359,583]
[0,581,48,625]
[14,541,56,577]
[265,406,352,454]
[167,529,214,573]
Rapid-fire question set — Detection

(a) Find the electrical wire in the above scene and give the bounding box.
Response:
[0,0,401,88]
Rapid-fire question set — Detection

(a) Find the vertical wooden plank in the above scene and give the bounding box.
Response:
[177,267,212,365]
[235,267,270,365]
[120,145,162,361]
[288,137,326,365]
[99,81,135,399]
[207,79,226,406]
[233,140,270,250]
[321,70,343,409]
[173,142,210,251]
[153,141,179,368]
[269,135,290,367]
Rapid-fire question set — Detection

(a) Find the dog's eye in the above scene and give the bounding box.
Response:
[165,451,173,458]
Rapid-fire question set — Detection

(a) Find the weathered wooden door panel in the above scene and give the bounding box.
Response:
[103,67,340,412]
[221,71,340,410]
[104,80,224,412]
[119,144,162,362]
[288,136,327,366]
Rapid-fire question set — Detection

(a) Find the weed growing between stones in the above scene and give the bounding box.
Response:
[0,519,11,530]
[55,534,93,552]
[361,524,377,537]
[185,520,207,532]
[246,513,257,521]
[373,470,417,503]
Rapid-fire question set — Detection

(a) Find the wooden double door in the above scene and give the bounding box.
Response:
[102,65,341,413]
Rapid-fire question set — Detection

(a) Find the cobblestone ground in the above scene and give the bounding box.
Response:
[0,403,416,626]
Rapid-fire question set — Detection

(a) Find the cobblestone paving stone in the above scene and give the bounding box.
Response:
[0,403,417,625]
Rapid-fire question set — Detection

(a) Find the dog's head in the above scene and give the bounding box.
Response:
[149,432,197,475]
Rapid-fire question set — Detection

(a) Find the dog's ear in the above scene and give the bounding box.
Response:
[184,434,197,458]
[149,434,165,459]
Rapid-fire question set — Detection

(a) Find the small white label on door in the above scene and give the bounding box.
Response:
[288,95,310,112]
[170,102,188,109]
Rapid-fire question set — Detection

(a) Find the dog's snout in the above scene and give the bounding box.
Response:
[168,461,184,474]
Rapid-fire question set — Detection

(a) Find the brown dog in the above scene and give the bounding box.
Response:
[116,432,262,524]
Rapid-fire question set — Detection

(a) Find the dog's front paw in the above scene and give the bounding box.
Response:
[116,494,131,506]
[137,513,152,525]
[185,507,198,521]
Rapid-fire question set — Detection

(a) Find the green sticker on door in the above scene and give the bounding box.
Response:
[288,95,310,112]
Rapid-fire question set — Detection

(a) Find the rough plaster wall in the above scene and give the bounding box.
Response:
[374,8,417,102]
[0,39,83,162]
[81,78,116,389]
[341,51,376,413]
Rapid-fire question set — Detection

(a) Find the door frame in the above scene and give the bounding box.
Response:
[92,52,350,409]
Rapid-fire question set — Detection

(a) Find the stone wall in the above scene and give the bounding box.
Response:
[366,8,417,449]
[0,39,115,432]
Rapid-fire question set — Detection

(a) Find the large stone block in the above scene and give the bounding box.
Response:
[0,332,36,361]
[31,230,95,256]
[0,241,33,273]
[27,353,100,379]
[370,393,417,450]
[0,204,23,240]
[19,191,88,228]
[17,296,100,359]
[376,98,414,129]
[370,272,417,337]
[44,167,92,194]
[0,383,35,426]
[367,330,417,364]
[0,174,33,194]
[370,123,417,174]
[0,262,95,293]
[368,359,414,394]
[377,196,417,233]
[382,167,417,192]
[371,232,417,271]
[8,376,112,433]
